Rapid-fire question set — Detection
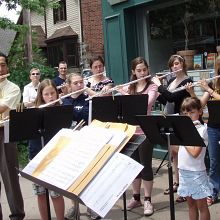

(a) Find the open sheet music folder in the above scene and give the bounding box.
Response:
[21,120,143,218]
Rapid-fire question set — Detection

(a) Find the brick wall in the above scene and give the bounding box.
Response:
[80,0,104,58]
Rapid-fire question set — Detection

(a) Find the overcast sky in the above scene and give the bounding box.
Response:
[0,2,21,23]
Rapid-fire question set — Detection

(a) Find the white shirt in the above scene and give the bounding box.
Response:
[0,79,21,119]
[178,120,208,171]
[22,82,39,105]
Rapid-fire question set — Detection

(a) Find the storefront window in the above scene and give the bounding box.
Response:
[149,1,220,53]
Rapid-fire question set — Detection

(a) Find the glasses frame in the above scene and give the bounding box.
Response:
[31,72,40,76]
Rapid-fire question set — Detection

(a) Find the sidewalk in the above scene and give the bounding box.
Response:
[1,159,220,219]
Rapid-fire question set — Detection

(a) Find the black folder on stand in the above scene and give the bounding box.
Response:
[92,94,148,125]
[9,105,74,142]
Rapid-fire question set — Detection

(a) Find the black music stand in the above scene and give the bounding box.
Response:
[92,94,148,124]
[136,115,205,220]
[92,94,148,220]
[9,105,74,220]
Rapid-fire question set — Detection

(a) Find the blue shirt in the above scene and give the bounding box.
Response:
[53,76,65,86]
[62,93,89,124]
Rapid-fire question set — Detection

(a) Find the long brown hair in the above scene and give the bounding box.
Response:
[213,55,220,92]
[168,55,187,75]
[128,57,152,95]
[35,79,59,107]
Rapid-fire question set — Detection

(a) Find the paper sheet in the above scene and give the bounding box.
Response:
[80,152,143,218]
[23,126,127,190]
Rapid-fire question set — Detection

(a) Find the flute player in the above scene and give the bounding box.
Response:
[86,56,114,96]
[117,57,158,216]
[0,52,25,220]
[152,54,193,203]
[186,55,220,206]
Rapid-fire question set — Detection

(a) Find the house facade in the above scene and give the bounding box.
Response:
[30,0,104,69]
[0,29,16,56]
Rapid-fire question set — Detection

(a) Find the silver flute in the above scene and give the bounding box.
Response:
[84,71,106,80]
[157,69,182,79]
[39,88,87,108]
[171,73,219,93]
[85,75,152,101]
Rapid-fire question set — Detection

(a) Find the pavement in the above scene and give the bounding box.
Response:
[1,159,220,220]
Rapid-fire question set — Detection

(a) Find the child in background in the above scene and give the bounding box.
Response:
[178,97,212,220]
[31,79,65,220]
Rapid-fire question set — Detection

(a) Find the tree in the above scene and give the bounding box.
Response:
[0,0,58,31]
[0,0,58,89]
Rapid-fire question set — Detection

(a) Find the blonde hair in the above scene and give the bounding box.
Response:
[66,73,83,84]
[30,67,40,75]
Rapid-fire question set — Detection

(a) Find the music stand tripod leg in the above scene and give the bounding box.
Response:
[40,135,52,220]
[154,151,168,175]
[123,192,127,220]
[166,133,175,220]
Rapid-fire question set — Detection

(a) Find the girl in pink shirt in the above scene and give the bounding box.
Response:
[118,57,158,216]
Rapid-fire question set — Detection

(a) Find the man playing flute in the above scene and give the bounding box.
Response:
[0,52,25,220]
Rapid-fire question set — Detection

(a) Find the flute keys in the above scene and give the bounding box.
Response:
[16,102,25,112]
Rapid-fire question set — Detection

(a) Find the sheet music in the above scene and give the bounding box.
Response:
[80,152,143,218]
[23,126,127,190]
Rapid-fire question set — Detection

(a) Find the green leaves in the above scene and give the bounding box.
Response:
[0,17,28,32]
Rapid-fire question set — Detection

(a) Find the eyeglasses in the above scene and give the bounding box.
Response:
[31,72,40,76]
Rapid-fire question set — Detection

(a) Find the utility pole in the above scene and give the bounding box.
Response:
[23,8,33,64]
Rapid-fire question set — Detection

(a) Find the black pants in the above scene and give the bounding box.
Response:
[131,138,153,181]
[0,129,25,220]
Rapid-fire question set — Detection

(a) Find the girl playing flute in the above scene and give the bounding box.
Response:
[186,55,220,206]
[30,79,65,220]
[62,73,89,125]
[87,56,114,96]
[118,57,158,216]
[178,97,212,220]
[152,54,193,203]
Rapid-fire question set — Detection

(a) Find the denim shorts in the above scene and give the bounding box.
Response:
[32,183,60,198]
[178,169,213,199]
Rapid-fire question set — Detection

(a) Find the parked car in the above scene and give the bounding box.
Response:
[81,68,93,78]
